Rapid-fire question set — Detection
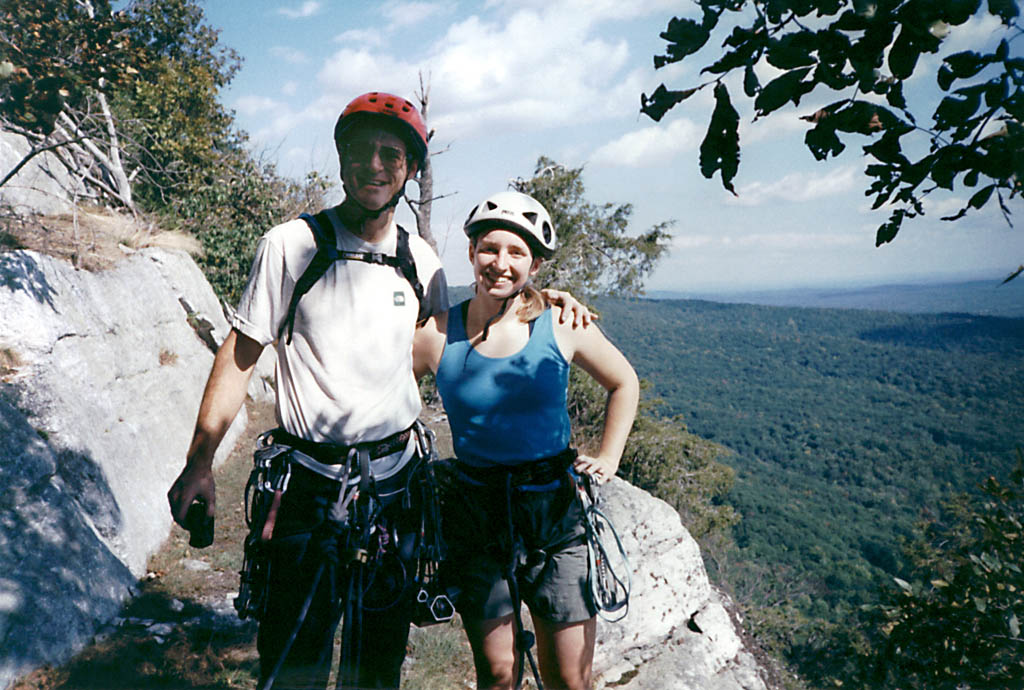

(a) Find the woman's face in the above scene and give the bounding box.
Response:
[469,228,542,299]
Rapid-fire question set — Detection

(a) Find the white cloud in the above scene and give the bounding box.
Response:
[732,165,860,206]
[234,95,282,116]
[672,234,715,249]
[335,29,385,47]
[590,118,702,167]
[381,1,455,27]
[726,232,859,249]
[281,81,299,96]
[485,0,677,22]
[277,1,321,19]
[270,46,309,65]
[315,5,644,141]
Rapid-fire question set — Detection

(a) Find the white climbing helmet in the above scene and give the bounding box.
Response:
[463,191,556,258]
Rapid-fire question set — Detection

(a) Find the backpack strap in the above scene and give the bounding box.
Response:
[395,225,428,322]
[278,213,428,344]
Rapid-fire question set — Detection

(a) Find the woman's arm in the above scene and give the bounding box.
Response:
[560,322,640,482]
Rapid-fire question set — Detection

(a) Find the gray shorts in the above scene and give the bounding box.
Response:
[443,469,596,624]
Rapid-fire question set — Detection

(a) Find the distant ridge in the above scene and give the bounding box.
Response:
[649,278,1024,318]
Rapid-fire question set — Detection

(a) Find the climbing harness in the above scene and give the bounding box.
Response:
[234,421,451,690]
[278,209,427,344]
[573,471,631,622]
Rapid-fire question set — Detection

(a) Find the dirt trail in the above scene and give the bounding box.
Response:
[13,399,472,690]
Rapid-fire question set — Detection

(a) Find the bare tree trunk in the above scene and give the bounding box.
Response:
[409,73,438,251]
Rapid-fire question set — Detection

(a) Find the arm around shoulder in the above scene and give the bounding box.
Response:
[413,312,447,380]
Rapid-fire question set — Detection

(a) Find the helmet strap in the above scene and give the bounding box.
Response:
[478,286,528,343]
[339,181,405,226]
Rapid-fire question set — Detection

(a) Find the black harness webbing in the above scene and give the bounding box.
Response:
[278,210,427,344]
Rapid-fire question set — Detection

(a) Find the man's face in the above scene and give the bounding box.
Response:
[339,127,417,212]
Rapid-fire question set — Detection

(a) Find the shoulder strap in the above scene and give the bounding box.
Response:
[279,212,336,344]
[278,216,429,344]
[395,225,427,322]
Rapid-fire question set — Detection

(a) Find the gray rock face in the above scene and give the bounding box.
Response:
[0,248,246,688]
[0,132,76,216]
[592,479,766,690]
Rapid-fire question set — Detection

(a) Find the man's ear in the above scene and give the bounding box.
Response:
[406,158,420,181]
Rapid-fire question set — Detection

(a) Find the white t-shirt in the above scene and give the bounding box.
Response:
[232,206,448,444]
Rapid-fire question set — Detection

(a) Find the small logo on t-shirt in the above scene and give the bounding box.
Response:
[394,291,406,306]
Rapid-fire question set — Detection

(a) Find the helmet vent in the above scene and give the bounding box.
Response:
[523,212,538,225]
[542,221,553,243]
[485,201,498,211]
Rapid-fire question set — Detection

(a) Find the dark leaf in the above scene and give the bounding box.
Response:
[938,64,956,91]
[876,209,905,245]
[743,63,759,98]
[943,51,991,80]
[934,89,983,130]
[863,131,910,166]
[755,66,813,115]
[988,0,1019,22]
[888,27,920,80]
[699,83,740,194]
[969,183,997,209]
[640,84,698,122]
[947,0,984,24]
[767,31,818,70]
[805,122,845,161]
[657,16,711,66]
[887,80,907,109]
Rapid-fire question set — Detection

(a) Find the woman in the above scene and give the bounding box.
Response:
[413,191,639,690]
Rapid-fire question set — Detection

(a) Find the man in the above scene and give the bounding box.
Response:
[168,92,588,689]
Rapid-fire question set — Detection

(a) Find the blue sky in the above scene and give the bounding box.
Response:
[199,0,1023,292]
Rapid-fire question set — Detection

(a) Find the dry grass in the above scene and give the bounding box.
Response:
[0,206,200,271]
[12,398,477,690]
[0,346,24,382]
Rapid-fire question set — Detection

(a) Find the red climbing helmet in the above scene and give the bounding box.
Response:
[334,92,428,167]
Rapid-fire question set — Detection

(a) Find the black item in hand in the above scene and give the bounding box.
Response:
[185,499,214,548]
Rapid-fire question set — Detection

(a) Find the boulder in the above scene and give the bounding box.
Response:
[592,478,766,690]
[0,132,76,216]
[0,247,247,688]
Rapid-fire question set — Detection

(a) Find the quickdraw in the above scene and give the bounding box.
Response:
[574,472,631,623]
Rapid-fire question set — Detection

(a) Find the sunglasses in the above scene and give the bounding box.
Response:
[342,141,410,171]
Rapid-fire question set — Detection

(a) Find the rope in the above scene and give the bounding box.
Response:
[503,474,544,690]
[576,474,631,622]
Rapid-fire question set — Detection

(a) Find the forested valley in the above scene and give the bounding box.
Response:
[594,295,1024,680]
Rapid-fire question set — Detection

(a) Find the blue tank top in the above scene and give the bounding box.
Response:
[436,302,571,467]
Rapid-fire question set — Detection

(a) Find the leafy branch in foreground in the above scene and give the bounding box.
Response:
[642,1,1023,275]
[804,453,1024,689]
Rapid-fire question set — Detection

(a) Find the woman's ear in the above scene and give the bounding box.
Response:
[529,257,543,276]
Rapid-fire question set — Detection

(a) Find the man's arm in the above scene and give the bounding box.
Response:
[167,328,264,525]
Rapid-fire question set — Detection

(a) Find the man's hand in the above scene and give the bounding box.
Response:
[167,464,216,527]
[541,288,598,329]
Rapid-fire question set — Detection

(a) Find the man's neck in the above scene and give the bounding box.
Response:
[335,201,395,244]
